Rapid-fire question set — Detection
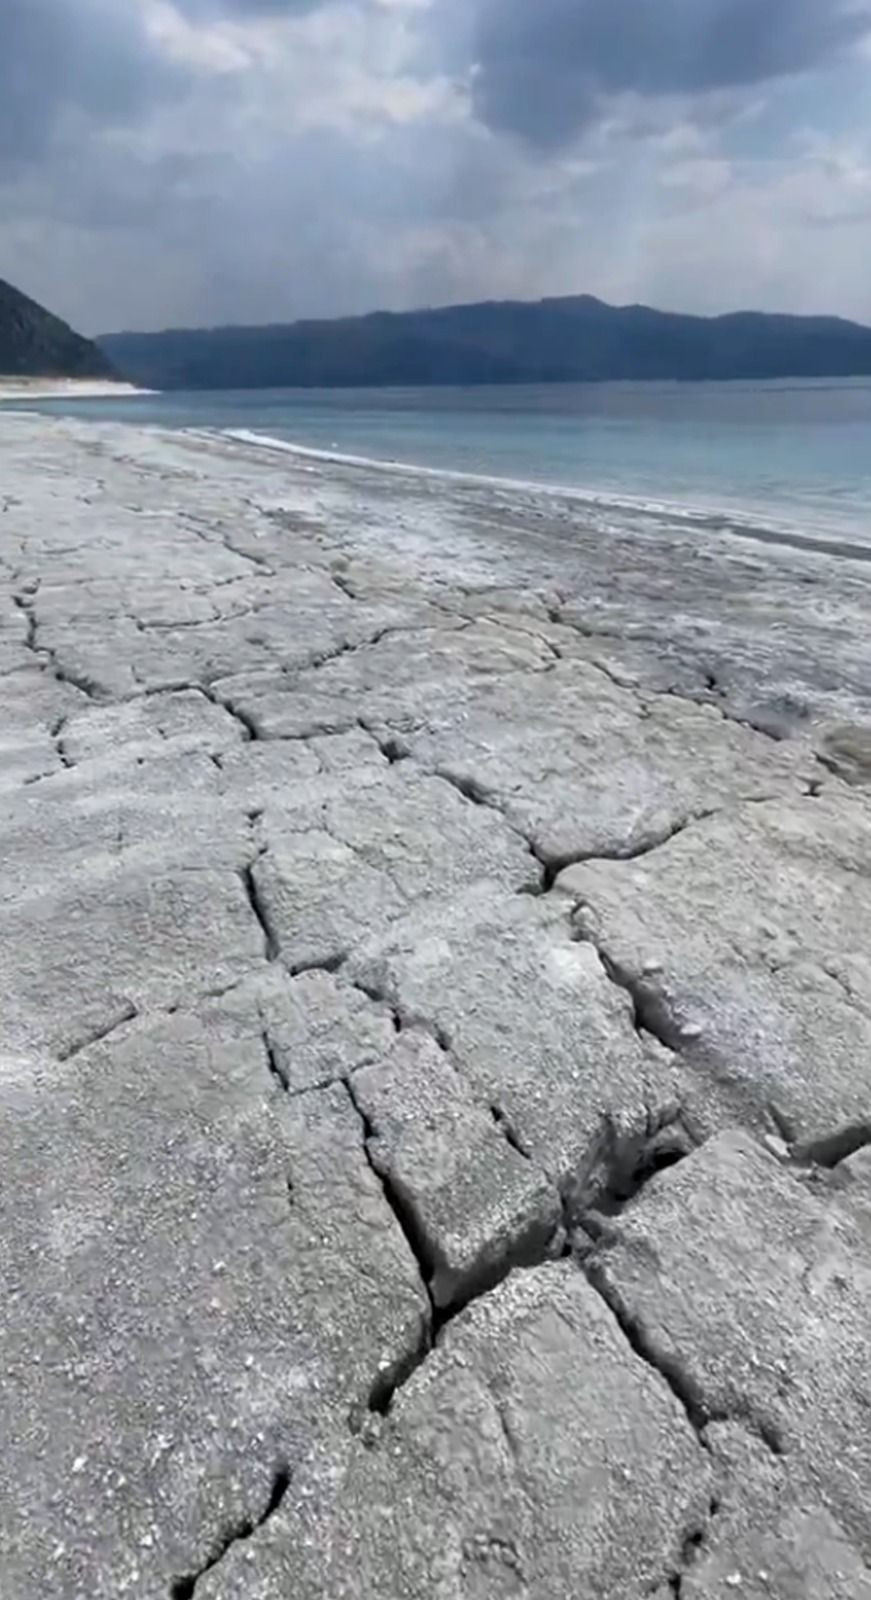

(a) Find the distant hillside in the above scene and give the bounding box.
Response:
[0,278,115,379]
[98,294,871,391]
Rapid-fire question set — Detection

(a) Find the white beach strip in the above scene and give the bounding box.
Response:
[0,377,155,401]
[217,421,871,561]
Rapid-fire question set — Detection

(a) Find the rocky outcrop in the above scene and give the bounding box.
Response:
[0,276,116,378]
[1,413,870,1596]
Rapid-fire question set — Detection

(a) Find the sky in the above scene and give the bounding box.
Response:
[2,0,871,333]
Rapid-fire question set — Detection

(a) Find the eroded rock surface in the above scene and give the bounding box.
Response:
[559,793,871,1147]
[1,413,870,1597]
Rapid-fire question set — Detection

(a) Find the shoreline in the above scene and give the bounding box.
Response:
[1,412,871,1594]
[0,377,154,401]
[2,386,867,558]
[219,421,871,564]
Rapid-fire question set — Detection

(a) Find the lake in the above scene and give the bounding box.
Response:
[13,376,871,550]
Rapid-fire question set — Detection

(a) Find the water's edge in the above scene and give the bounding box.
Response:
[217,424,871,566]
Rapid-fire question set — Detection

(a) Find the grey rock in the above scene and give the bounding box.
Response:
[0,858,265,1057]
[216,965,396,1094]
[207,1264,710,1599]
[252,830,411,972]
[676,1424,871,1599]
[0,662,89,730]
[61,686,244,764]
[350,884,692,1197]
[592,1132,871,1561]
[251,768,536,971]
[818,720,871,786]
[214,616,552,741]
[218,631,811,867]
[200,1265,713,1599]
[0,993,427,1597]
[2,413,871,1598]
[0,748,250,901]
[215,733,389,827]
[402,658,812,865]
[0,664,89,788]
[352,1032,562,1309]
[560,792,871,1145]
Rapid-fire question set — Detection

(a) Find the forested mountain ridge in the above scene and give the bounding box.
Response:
[99,293,871,390]
[0,278,115,379]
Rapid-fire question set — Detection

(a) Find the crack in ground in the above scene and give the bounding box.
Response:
[663,1494,722,1597]
[341,1024,571,1419]
[543,607,723,693]
[240,864,280,962]
[347,974,450,1049]
[583,1269,706,1440]
[568,1104,784,1462]
[543,604,802,746]
[480,612,563,663]
[428,767,550,895]
[358,720,410,765]
[13,592,105,702]
[260,1026,288,1092]
[169,1462,291,1598]
[791,1120,871,1169]
[583,1256,785,1457]
[570,935,691,1055]
[12,591,37,652]
[303,622,410,674]
[599,950,687,1051]
[489,1103,533,1160]
[572,1109,695,1231]
[57,1002,140,1062]
[47,657,103,702]
[430,764,723,893]
[345,1068,561,1418]
[540,797,811,888]
[179,511,276,575]
[136,612,240,633]
[47,712,75,770]
[433,766,502,814]
[200,625,415,740]
[288,951,348,979]
[202,684,260,742]
[533,811,708,891]
[330,568,358,600]
[343,1074,437,1416]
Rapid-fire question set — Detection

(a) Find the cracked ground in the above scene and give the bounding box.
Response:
[3,413,871,1598]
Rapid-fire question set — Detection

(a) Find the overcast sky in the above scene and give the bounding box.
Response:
[3,0,871,333]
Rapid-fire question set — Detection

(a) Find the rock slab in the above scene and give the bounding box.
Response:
[0,413,870,1598]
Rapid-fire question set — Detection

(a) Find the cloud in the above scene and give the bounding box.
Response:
[469,0,871,145]
[0,0,338,178]
[2,0,871,334]
[0,0,182,172]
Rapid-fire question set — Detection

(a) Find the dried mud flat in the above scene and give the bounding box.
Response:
[3,412,871,1598]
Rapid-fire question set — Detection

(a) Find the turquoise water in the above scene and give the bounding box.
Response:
[13,378,871,546]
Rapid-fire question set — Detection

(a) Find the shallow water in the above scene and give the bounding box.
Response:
[11,376,871,548]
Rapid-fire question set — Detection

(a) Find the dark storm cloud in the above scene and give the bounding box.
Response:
[470,0,871,144]
[0,0,180,171]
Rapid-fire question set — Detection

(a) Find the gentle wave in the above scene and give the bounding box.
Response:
[216,424,871,563]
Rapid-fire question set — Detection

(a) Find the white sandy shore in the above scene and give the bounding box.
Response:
[224,423,871,560]
[0,376,153,401]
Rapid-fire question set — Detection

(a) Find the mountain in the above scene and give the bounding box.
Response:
[0,278,115,380]
[98,294,871,392]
